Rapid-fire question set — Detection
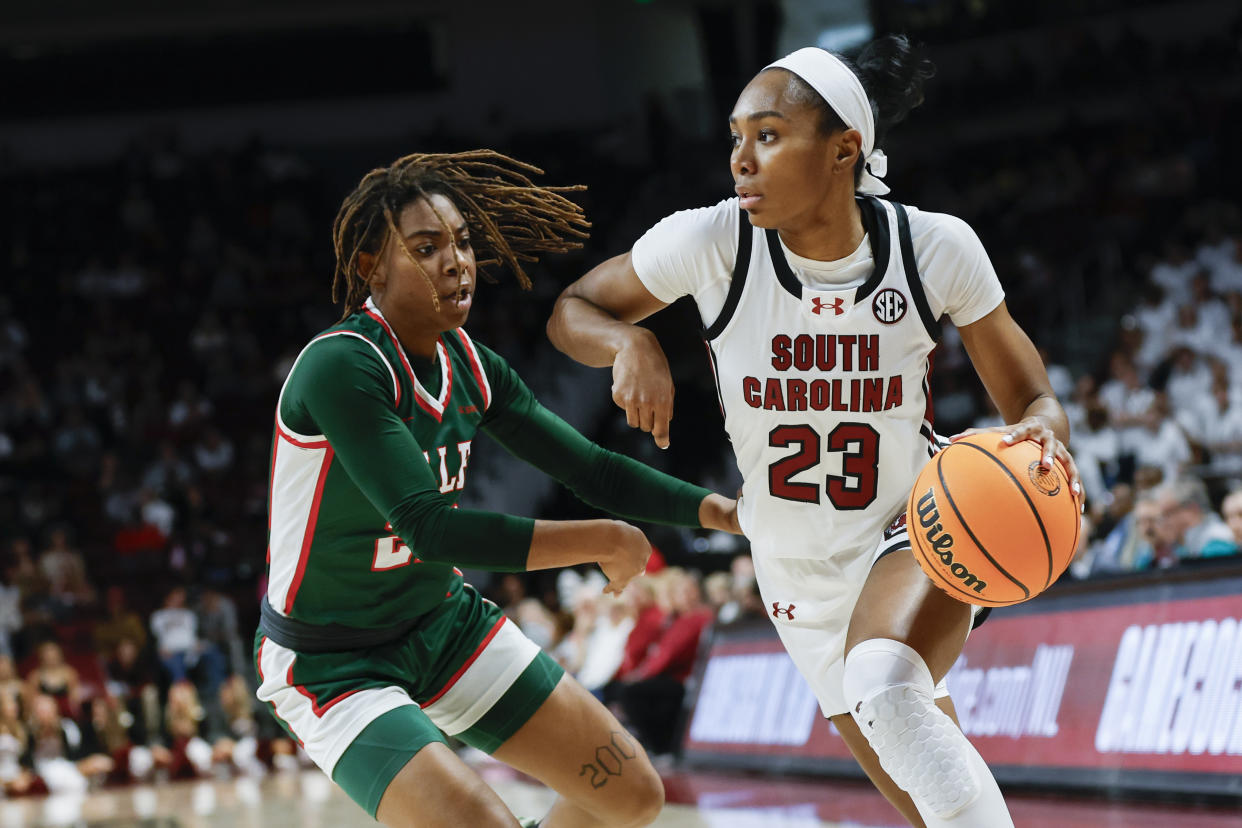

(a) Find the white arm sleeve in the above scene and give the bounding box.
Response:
[907,208,1005,327]
[630,198,739,324]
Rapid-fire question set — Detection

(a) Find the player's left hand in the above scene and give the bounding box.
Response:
[952,418,1083,509]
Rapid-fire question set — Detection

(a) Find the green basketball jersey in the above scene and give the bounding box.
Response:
[266,297,712,632]
[267,298,507,627]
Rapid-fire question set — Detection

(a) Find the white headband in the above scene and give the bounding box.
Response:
[766,47,889,195]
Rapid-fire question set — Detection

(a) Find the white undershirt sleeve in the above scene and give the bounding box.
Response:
[630,198,739,325]
[908,208,1005,328]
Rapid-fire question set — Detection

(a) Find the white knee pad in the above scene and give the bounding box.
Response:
[842,638,980,820]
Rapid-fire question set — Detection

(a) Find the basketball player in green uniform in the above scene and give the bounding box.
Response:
[255,151,741,828]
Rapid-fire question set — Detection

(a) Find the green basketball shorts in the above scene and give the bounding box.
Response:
[254,584,564,817]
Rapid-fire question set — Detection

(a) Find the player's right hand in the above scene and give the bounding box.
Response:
[612,328,675,449]
[599,520,653,596]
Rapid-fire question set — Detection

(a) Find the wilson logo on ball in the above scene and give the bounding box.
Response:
[915,488,987,594]
[872,288,907,324]
[1027,461,1062,496]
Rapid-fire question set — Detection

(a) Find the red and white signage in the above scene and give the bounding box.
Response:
[682,578,1242,792]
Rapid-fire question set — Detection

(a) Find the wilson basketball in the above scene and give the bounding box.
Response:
[906,433,1081,607]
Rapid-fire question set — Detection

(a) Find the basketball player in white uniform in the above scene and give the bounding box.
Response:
[548,37,1082,828]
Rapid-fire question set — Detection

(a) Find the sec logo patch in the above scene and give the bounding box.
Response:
[872,288,907,324]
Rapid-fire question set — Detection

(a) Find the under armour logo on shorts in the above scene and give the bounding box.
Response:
[771,602,796,620]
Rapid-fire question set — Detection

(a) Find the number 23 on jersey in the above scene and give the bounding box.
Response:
[768,422,880,510]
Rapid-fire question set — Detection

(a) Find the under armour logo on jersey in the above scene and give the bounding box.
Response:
[811,296,845,316]
[771,602,796,620]
[872,288,907,324]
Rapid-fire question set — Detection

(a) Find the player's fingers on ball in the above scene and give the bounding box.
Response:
[1060,448,1084,500]
[1037,436,1058,469]
[1002,423,1030,443]
[1010,420,1049,445]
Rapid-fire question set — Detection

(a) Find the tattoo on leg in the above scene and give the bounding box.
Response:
[578,730,638,789]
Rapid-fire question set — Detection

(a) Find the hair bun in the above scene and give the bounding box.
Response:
[855,35,935,143]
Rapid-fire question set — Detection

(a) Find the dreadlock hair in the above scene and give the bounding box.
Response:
[331,149,590,319]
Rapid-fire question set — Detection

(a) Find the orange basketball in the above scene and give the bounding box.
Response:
[906,433,1081,607]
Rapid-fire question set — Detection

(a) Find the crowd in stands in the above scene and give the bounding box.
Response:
[490,553,767,759]
[0,3,1239,800]
[1021,199,1242,579]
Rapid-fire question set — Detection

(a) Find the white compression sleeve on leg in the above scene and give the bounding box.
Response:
[841,638,1013,827]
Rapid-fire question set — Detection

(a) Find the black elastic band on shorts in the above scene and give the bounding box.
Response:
[259,598,421,653]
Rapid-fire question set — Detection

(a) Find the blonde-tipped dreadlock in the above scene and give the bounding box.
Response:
[331,149,590,319]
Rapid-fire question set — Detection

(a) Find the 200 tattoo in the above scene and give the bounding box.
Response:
[579,731,637,789]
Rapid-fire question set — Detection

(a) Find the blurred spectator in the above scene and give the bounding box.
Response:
[1148,237,1198,307]
[1131,286,1175,371]
[1164,347,1213,421]
[197,588,245,678]
[163,680,213,779]
[1198,377,1242,477]
[1072,405,1121,507]
[77,694,149,784]
[568,590,635,698]
[137,486,177,540]
[702,572,732,621]
[1129,394,1191,486]
[142,442,194,498]
[1206,234,1242,294]
[51,407,102,477]
[150,586,225,696]
[1222,488,1242,546]
[0,690,38,796]
[1157,478,1238,561]
[0,572,19,658]
[615,570,714,755]
[93,586,148,656]
[1212,318,1242,390]
[26,692,113,793]
[98,452,137,525]
[1099,352,1155,442]
[1087,483,1133,577]
[0,655,23,704]
[1068,514,1097,580]
[1100,493,1162,574]
[0,296,28,369]
[1039,347,1074,401]
[193,426,235,475]
[615,578,665,681]
[209,674,267,778]
[38,527,95,612]
[726,555,765,623]
[1167,303,1215,357]
[23,640,82,720]
[103,637,160,746]
[168,382,213,435]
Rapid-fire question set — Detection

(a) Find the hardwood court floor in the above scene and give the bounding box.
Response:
[3,762,1239,827]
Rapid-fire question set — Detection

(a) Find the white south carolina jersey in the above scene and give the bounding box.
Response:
[632,195,1004,562]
